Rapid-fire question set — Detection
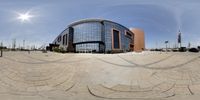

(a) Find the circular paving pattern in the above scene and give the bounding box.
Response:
[0,51,200,100]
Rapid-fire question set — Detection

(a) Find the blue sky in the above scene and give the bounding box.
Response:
[0,0,200,49]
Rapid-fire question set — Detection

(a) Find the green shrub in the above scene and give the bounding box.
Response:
[53,47,66,53]
[53,48,61,53]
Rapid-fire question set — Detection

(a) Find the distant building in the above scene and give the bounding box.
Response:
[49,19,145,53]
[131,28,145,52]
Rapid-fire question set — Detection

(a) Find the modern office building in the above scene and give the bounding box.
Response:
[49,19,144,53]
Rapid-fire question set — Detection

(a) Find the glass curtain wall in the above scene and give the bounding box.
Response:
[73,22,102,52]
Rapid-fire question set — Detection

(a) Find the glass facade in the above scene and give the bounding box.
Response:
[75,43,99,53]
[113,29,120,49]
[72,22,103,52]
[63,35,65,45]
[62,34,68,46]
[52,19,134,53]
[73,22,102,43]
[103,21,133,52]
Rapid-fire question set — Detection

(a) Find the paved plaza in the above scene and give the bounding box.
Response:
[0,51,200,100]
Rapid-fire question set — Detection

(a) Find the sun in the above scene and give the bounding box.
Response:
[17,12,33,22]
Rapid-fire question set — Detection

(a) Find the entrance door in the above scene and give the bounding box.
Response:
[130,44,134,51]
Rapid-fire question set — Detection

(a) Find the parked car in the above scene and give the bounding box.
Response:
[172,49,179,52]
[179,47,187,52]
[188,48,199,53]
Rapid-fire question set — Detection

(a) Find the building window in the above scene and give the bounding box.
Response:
[61,34,68,46]
[57,35,61,42]
[112,29,120,49]
[129,44,134,51]
[63,35,65,45]
[66,34,68,45]
[125,31,133,39]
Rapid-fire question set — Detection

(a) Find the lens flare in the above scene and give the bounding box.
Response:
[17,12,33,22]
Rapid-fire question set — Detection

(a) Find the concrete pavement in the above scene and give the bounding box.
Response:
[0,51,200,100]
